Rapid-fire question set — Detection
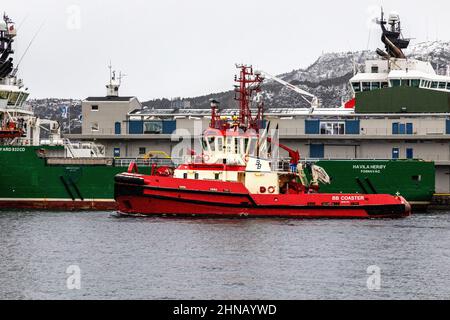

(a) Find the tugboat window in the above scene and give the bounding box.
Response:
[447,83,450,90]
[217,137,223,151]
[438,82,446,89]
[401,79,410,87]
[431,82,438,89]
[91,105,99,111]
[362,82,371,91]
[208,137,216,152]
[381,82,389,88]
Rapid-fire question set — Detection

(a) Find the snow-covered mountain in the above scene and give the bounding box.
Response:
[143,40,450,110]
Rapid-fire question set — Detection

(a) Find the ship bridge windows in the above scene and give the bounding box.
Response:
[447,83,450,90]
[411,79,421,88]
[247,137,258,155]
[352,82,361,92]
[217,137,223,151]
[371,82,380,90]
[391,79,401,87]
[431,82,438,89]
[362,82,371,92]
[0,90,9,100]
[352,81,387,92]
[7,91,20,106]
[438,82,447,90]
[207,136,216,152]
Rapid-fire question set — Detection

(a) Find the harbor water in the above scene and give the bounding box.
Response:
[0,211,449,300]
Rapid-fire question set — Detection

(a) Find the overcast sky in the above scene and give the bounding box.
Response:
[4,0,450,100]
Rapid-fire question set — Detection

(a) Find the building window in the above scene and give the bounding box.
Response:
[113,148,120,158]
[406,148,414,159]
[392,148,400,159]
[371,66,379,73]
[393,122,413,135]
[320,122,345,135]
[144,121,163,134]
[139,147,146,155]
[115,122,121,135]
[91,122,99,132]
[91,105,99,111]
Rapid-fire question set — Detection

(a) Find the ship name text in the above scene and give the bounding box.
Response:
[0,147,26,152]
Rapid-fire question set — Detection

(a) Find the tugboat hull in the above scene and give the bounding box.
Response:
[114,174,411,219]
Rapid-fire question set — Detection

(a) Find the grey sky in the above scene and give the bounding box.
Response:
[4,0,450,100]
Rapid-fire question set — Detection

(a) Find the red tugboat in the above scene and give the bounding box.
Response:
[115,65,411,219]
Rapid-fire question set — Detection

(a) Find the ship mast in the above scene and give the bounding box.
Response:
[209,64,265,132]
[234,64,265,132]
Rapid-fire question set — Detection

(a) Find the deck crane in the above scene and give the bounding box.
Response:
[257,71,320,108]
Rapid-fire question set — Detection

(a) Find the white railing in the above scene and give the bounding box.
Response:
[114,158,175,167]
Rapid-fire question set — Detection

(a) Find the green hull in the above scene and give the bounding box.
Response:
[0,146,435,210]
[0,146,151,209]
[313,160,435,205]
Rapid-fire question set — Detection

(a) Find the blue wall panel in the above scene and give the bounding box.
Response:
[310,144,324,158]
[305,120,320,134]
[162,121,177,134]
[345,120,360,134]
[129,121,143,134]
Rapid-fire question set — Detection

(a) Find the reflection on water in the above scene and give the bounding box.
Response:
[0,211,449,300]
